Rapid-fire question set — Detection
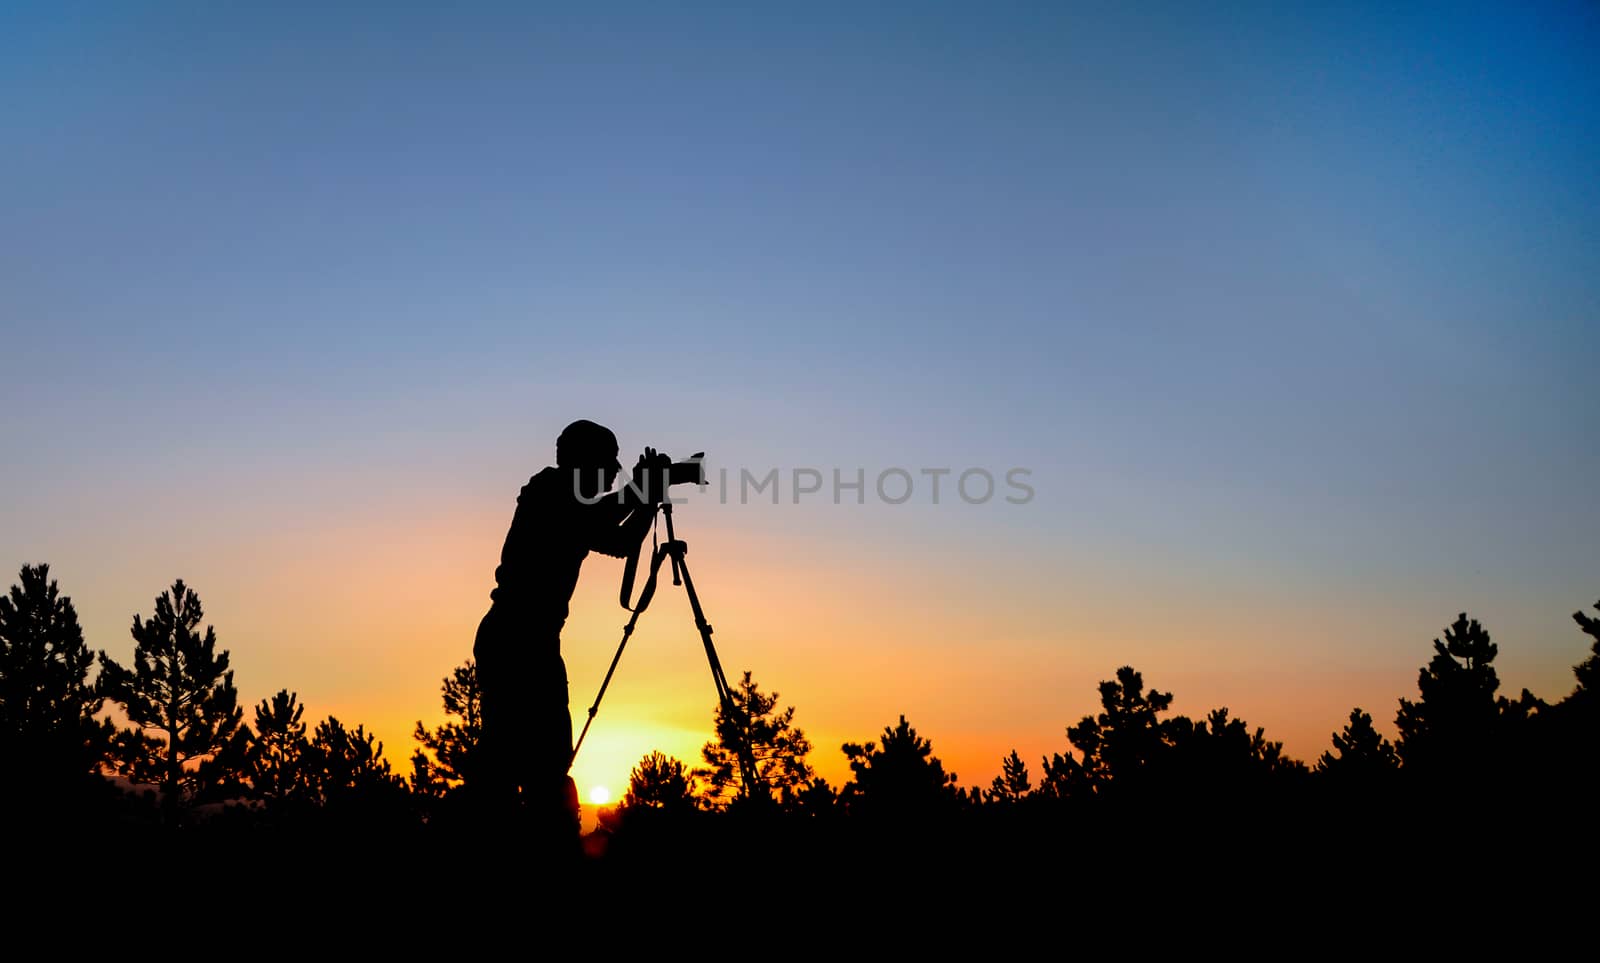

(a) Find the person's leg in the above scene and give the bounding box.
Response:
[553,652,580,842]
[472,608,521,826]
[518,649,581,856]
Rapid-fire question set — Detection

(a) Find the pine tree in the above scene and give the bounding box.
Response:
[1035,748,1093,801]
[249,689,310,804]
[201,724,255,802]
[0,564,114,787]
[1162,707,1307,792]
[987,749,1031,804]
[1536,599,1600,791]
[695,671,814,808]
[789,776,838,816]
[411,660,482,796]
[98,579,244,801]
[409,750,448,800]
[306,716,407,811]
[840,715,960,816]
[1394,613,1503,774]
[622,751,697,812]
[1066,665,1174,792]
[1315,708,1399,778]
[1568,599,1599,714]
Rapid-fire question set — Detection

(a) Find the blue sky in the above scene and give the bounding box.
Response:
[2,2,1596,783]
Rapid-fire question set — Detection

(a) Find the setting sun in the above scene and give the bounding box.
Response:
[589,785,611,806]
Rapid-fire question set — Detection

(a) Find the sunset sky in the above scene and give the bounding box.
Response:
[3,3,1596,803]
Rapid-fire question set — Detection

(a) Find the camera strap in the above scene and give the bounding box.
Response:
[618,510,660,610]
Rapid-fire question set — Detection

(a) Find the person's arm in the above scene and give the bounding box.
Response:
[588,448,669,558]
[589,503,657,559]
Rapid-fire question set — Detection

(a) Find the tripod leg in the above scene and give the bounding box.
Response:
[570,544,671,769]
[569,610,641,770]
[669,545,762,798]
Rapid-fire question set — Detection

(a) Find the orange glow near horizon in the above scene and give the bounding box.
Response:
[52,476,1595,806]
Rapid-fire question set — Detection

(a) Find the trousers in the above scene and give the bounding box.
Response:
[472,604,580,844]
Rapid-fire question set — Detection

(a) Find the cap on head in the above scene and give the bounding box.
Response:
[556,419,621,470]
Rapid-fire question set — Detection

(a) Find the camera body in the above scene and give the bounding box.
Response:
[632,450,705,502]
[667,452,706,487]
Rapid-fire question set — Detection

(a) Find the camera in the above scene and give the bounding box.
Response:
[631,450,705,502]
[667,452,706,487]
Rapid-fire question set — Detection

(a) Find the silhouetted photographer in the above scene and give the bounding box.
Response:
[473,419,671,848]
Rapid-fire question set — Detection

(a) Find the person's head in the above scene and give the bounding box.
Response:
[556,419,622,500]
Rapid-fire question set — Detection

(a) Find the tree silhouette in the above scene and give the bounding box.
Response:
[840,715,959,816]
[249,689,311,805]
[408,750,447,800]
[1066,665,1173,793]
[1315,708,1399,779]
[98,579,244,802]
[1035,748,1093,801]
[1518,599,1600,802]
[789,776,839,817]
[986,750,1031,804]
[1035,667,1307,804]
[622,751,697,813]
[1394,613,1506,776]
[695,671,814,808]
[305,715,408,813]
[1567,599,1599,717]
[1162,707,1307,797]
[0,564,113,788]
[411,660,482,798]
[201,723,256,802]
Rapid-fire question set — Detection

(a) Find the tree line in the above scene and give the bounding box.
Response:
[1,562,1596,841]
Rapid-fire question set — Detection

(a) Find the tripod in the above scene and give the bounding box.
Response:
[570,502,760,795]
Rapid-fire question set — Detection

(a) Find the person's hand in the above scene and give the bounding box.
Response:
[634,446,672,473]
[631,447,672,503]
